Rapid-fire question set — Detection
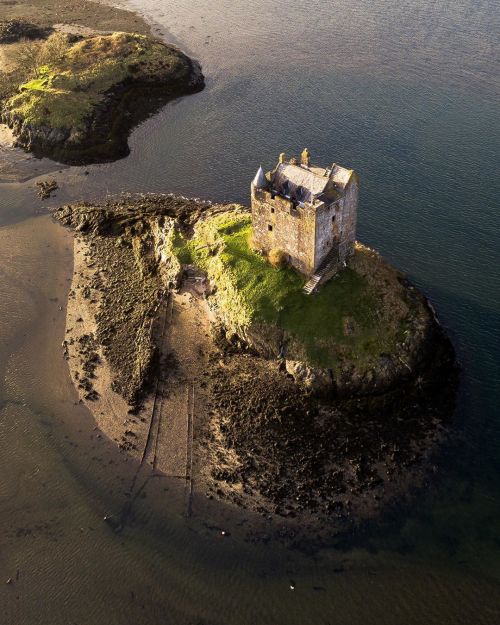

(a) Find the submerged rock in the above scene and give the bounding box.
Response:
[36,178,58,200]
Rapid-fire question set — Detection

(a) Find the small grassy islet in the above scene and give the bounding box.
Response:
[6,32,191,131]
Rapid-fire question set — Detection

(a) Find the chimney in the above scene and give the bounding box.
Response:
[301,148,311,167]
[278,152,286,164]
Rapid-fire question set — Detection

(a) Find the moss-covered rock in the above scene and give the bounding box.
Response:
[1,32,204,163]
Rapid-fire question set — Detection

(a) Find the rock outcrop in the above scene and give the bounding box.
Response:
[1,33,204,164]
[0,19,52,43]
[55,195,459,531]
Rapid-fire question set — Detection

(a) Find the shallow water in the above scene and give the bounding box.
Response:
[0,0,499,623]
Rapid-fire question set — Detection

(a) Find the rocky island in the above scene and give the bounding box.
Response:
[54,151,458,534]
[0,20,203,164]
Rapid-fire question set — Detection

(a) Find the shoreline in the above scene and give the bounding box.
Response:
[65,235,149,460]
[0,124,68,183]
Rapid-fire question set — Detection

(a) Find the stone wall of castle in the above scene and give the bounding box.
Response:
[338,175,359,261]
[314,176,358,268]
[314,200,340,269]
[251,171,358,276]
[251,187,317,275]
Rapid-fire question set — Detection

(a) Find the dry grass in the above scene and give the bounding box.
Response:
[4,32,191,130]
[268,247,288,268]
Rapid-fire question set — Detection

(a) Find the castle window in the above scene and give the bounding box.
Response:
[268,224,273,232]
[332,214,336,222]
[271,207,275,214]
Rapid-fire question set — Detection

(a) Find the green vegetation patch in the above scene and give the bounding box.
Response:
[21,66,53,91]
[172,211,411,369]
[5,32,190,130]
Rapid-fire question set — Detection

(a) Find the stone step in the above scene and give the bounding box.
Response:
[303,255,342,295]
[302,247,345,295]
[303,274,321,295]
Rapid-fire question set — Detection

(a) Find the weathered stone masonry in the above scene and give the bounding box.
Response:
[251,151,359,278]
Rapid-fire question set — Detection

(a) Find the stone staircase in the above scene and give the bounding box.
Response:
[303,248,340,295]
[303,274,321,295]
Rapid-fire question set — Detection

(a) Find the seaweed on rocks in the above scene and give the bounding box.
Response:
[36,179,58,199]
[203,329,457,528]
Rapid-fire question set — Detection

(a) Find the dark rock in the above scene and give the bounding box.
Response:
[0,20,52,43]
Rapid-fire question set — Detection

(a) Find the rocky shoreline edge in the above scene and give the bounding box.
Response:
[0,20,204,165]
[54,194,459,536]
[2,61,204,166]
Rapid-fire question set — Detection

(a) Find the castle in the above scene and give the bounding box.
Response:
[251,150,358,281]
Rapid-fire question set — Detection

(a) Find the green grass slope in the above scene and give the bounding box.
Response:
[172,210,421,371]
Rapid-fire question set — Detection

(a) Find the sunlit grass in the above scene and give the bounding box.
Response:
[171,211,409,368]
[7,32,188,130]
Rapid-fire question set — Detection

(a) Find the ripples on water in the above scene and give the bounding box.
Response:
[0,0,499,623]
[86,0,500,450]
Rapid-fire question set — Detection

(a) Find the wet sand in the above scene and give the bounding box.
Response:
[0,0,151,34]
[64,229,218,518]
[0,124,68,183]
[65,235,148,459]
[151,282,215,480]
[65,235,216,478]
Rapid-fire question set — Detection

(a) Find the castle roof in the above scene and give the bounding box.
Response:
[252,166,267,189]
[330,163,355,190]
[271,162,351,204]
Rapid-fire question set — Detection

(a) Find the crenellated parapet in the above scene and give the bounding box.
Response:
[251,151,358,278]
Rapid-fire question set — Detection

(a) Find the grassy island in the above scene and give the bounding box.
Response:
[9,33,191,130]
[171,210,427,376]
[55,196,457,525]
[1,31,203,163]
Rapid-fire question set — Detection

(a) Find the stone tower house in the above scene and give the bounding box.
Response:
[251,151,358,277]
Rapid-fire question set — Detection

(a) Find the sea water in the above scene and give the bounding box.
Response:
[0,0,499,623]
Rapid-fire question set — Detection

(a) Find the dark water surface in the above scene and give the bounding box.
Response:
[0,0,499,623]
